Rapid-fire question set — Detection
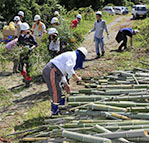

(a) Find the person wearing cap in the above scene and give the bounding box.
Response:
[14,16,22,38]
[32,15,46,38]
[54,11,60,17]
[48,28,68,58]
[70,14,82,29]
[89,11,109,58]
[42,47,87,115]
[51,17,59,27]
[18,22,38,87]
[115,28,139,52]
[18,11,24,21]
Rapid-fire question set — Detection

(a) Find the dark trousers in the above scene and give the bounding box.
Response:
[116,31,128,51]
[18,52,31,76]
[42,63,63,104]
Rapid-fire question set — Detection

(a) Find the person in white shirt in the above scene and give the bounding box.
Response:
[32,15,46,37]
[89,11,109,58]
[42,47,88,115]
[14,16,22,38]
[51,17,59,27]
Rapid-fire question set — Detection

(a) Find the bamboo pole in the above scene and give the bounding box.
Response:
[62,130,112,143]
[94,125,130,143]
[96,129,148,139]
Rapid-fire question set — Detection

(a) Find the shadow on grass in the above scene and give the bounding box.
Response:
[85,57,97,62]
[14,116,49,131]
[9,84,25,94]
[13,90,49,104]
[0,72,12,77]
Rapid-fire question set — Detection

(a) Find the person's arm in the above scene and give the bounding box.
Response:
[89,22,96,33]
[42,23,47,34]
[130,37,133,47]
[103,21,109,35]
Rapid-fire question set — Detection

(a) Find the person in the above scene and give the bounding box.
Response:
[32,15,46,38]
[42,47,87,115]
[14,16,22,38]
[51,17,59,27]
[48,28,68,58]
[115,28,139,52]
[89,11,109,58]
[70,14,82,29]
[18,22,38,87]
[18,11,24,21]
[54,11,60,17]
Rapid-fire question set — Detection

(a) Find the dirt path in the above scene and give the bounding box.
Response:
[79,15,133,77]
[0,15,133,138]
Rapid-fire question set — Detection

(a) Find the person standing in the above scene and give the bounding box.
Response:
[70,14,82,29]
[32,15,46,38]
[14,16,22,38]
[18,23,38,87]
[115,28,139,52]
[42,47,87,115]
[89,11,109,58]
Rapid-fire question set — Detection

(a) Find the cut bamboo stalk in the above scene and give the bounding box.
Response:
[94,125,130,143]
[62,130,112,143]
[127,106,149,113]
[22,137,48,141]
[127,136,149,142]
[87,103,127,112]
[96,129,148,139]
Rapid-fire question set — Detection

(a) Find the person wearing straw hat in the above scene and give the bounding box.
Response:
[42,47,87,115]
[115,28,139,52]
[32,15,46,37]
[51,17,59,27]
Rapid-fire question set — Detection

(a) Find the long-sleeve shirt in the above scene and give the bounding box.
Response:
[49,38,60,52]
[91,19,109,38]
[50,51,77,82]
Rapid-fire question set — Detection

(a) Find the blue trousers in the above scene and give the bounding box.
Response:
[94,36,105,55]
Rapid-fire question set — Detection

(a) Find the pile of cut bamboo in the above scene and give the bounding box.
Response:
[8,64,149,143]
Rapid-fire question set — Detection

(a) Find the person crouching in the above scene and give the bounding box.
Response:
[42,47,87,115]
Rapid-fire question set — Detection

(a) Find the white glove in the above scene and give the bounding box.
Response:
[107,35,110,40]
[88,30,91,34]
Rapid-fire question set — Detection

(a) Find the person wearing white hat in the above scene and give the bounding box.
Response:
[70,14,82,28]
[51,17,59,27]
[89,11,109,58]
[115,28,139,52]
[54,11,60,17]
[14,16,22,37]
[18,22,38,87]
[48,28,60,57]
[42,47,87,115]
[32,15,46,37]
[18,11,24,21]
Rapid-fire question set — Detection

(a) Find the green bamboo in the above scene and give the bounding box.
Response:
[62,130,112,143]
[127,136,149,142]
[94,125,130,143]
[96,129,148,139]
[127,106,149,113]
[87,103,127,112]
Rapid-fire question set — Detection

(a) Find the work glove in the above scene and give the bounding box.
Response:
[88,30,91,34]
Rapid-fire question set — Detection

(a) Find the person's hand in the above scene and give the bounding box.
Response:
[64,83,70,93]
[88,30,91,34]
[77,76,82,82]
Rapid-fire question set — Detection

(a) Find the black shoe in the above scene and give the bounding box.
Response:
[95,54,100,59]
[101,52,105,56]
[117,49,123,52]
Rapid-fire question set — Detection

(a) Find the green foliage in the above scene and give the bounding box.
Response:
[133,18,149,49]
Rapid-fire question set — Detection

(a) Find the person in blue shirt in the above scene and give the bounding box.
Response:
[115,28,139,52]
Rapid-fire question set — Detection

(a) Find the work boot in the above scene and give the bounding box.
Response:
[51,103,60,115]
[101,51,105,56]
[60,95,65,105]
[95,54,100,59]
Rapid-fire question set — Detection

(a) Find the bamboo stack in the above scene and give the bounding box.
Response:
[9,67,149,143]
